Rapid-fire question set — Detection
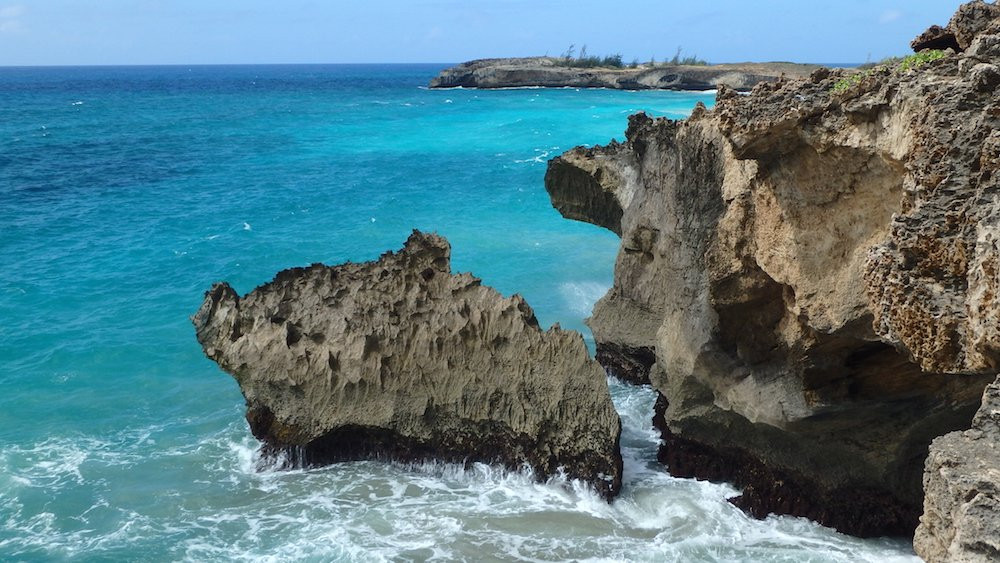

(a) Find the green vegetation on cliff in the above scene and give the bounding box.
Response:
[556,44,708,69]
[833,50,947,93]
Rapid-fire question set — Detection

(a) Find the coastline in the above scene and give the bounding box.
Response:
[429,56,824,91]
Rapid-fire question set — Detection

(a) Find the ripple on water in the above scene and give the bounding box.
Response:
[0,66,917,561]
[0,381,918,561]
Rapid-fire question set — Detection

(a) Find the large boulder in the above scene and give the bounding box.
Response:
[916,376,1000,562]
[546,1,1000,536]
[193,231,623,498]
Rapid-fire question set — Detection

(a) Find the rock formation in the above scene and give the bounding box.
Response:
[193,231,623,499]
[429,57,822,91]
[912,0,1000,52]
[545,1,1000,537]
[915,375,1000,562]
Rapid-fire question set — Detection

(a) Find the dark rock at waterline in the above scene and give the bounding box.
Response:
[193,231,623,499]
[547,0,1000,537]
[595,342,656,385]
[652,393,920,537]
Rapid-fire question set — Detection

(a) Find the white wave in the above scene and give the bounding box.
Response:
[559,280,609,316]
[513,150,549,163]
[0,391,919,562]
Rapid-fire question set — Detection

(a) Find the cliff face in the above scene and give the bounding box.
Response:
[916,375,1000,562]
[193,231,623,499]
[430,57,821,91]
[545,2,1000,536]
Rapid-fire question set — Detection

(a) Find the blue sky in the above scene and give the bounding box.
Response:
[0,1,966,66]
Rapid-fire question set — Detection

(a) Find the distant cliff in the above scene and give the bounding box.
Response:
[429,57,822,91]
[544,0,1000,538]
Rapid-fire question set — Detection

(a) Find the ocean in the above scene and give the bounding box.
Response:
[0,64,917,561]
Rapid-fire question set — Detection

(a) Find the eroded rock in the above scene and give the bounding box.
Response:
[193,231,623,498]
[915,376,1000,562]
[546,1,1000,536]
[912,1,1000,53]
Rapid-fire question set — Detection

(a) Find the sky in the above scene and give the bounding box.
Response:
[0,1,969,66]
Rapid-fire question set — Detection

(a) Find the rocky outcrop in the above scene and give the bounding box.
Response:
[912,1,1000,52]
[429,57,822,91]
[545,1,1000,537]
[916,375,1000,562]
[193,231,623,499]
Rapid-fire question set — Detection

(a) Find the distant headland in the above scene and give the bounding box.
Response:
[429,56,824,91]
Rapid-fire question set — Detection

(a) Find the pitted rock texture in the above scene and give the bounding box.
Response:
[429,57,822,91]
[193,231,623,499]
[912,1,1000,53]
[915,375,1000,562]
[545,1,1000,536]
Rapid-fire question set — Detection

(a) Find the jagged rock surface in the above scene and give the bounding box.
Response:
[916,375,1000,562]
[912,0,1000,52]
[193,231,623,498]
[429,57,822,91]
[545,1,1000,537]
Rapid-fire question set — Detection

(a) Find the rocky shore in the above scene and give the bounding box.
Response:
[193,231,623,499]
[545,0,1000,539]
[190,0,1000,553]
[429,57,822,91]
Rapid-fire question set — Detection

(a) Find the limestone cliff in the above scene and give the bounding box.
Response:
[545,1,1000,536]
[430,57,821,91]
[915,375,1000,562]
[192,231,623,499]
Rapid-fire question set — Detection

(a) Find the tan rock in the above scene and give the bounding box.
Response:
[915,376,1000,562]
[545,1,1000,536]
[193,231,623,498]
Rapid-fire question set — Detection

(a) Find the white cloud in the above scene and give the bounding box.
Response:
[0,4,24,34]
[0,5,23,19]
[879,9,902,24]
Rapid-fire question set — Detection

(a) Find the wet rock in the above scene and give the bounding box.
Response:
[193,231,623,499]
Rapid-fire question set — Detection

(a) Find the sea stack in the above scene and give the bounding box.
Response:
[192,231,623,499]
[544,0,1000,537]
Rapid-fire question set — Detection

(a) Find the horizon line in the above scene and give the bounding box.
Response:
[0,60,865,70]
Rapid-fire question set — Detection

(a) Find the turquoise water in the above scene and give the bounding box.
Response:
[0,64,916,561]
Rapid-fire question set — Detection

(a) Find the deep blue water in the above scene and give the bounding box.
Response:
[0,64,915,561]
